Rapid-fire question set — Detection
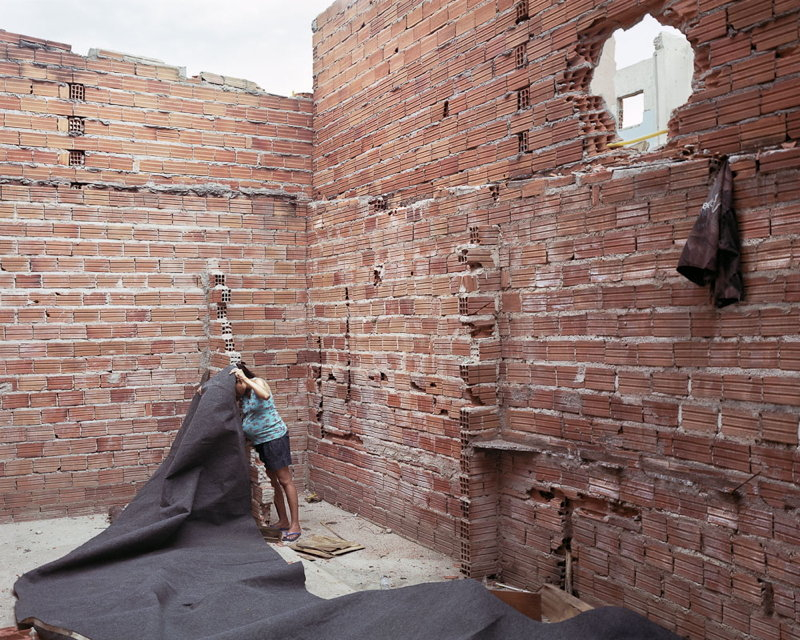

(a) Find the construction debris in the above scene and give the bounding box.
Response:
[289,534,364,559]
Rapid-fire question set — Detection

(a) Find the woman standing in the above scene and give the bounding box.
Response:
[231,364,301,542]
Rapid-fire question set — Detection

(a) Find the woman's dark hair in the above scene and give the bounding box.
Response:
[237,362,256,379]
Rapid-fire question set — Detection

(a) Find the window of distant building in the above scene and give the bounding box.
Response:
[618,91,644,129]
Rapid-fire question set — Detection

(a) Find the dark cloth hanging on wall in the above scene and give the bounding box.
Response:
[14,367,681,640]
[677,157,744,307]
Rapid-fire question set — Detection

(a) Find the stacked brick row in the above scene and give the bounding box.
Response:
[314,0,799,202]
[0,31,311,191]
[494,153,799,640]
[311,1,800,639]
[0,31,312,521]
[306,186,507,564]
[454,212,503,577]
[306,193,469,555]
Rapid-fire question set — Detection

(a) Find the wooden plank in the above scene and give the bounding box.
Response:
[538,584,594,622]
[290,545,334,559]
[488,589,542,621]
[288,534,365,559]
[330,544,365,556]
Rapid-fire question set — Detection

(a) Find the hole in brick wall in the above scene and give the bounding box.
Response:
[515,1,529,23]
[489,185,500,202]
[70,182,85,189]
[589,14,694,151]
[514,43,526,68]
[221,288,231,303]
[470,226,481,243]
[369,197,388,212]
[68,83,85,100]
[443,100,449,118]
[216,304,227,319]
[517,86,530,111]
[517,131,529,154]
[67,116,85,135]
[68,150,85,166]
[214,273,226,286]
[373,264,384,286]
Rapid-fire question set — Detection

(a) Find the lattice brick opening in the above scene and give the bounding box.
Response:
[515,1,529,23]
[517,86,530,110]
[67,117,85,135]
[68,83,85,100]
[514,43,526,68]
[517,131,529,153]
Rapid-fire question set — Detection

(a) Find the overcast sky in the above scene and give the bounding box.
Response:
[614,15,684,68]
[0,3,678,96]
[0,0,334,96]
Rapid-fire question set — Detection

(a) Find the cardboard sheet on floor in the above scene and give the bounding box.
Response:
[289,533,364,558]
[14,366,682,640]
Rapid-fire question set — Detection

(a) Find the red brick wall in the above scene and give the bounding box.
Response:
[1,1,799,637]
[0,31,313,521]
[310,2,800,639]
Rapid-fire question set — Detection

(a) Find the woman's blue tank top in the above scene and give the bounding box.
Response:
[241,391,287,445]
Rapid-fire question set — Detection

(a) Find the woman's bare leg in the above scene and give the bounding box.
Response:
[266,469,290,529]
[272,466,301,538]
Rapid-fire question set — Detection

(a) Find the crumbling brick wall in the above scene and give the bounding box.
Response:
[1,1,798,638]
[310,1,800,639]
[0,31,313,521]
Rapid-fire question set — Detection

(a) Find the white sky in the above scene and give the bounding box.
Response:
[0,0,334,96]
[614,14,684,69]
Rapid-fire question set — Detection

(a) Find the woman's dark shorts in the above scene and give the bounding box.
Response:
[255,433,292,472]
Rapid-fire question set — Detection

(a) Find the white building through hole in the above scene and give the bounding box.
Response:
[591,14,694,151]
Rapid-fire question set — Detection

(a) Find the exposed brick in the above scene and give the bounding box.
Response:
[2,5,800,640]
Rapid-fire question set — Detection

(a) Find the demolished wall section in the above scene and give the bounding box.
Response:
[0,30,313,521]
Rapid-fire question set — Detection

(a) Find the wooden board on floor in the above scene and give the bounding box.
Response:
[289,534,364,559]
[538,584,594,622]
[488,588,542,621]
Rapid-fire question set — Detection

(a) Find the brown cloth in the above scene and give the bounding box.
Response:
[677,157,744,307]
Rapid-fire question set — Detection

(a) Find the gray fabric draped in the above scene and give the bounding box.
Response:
[15,366,681,640]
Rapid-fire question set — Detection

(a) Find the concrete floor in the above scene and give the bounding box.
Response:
[1,500,461,629]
